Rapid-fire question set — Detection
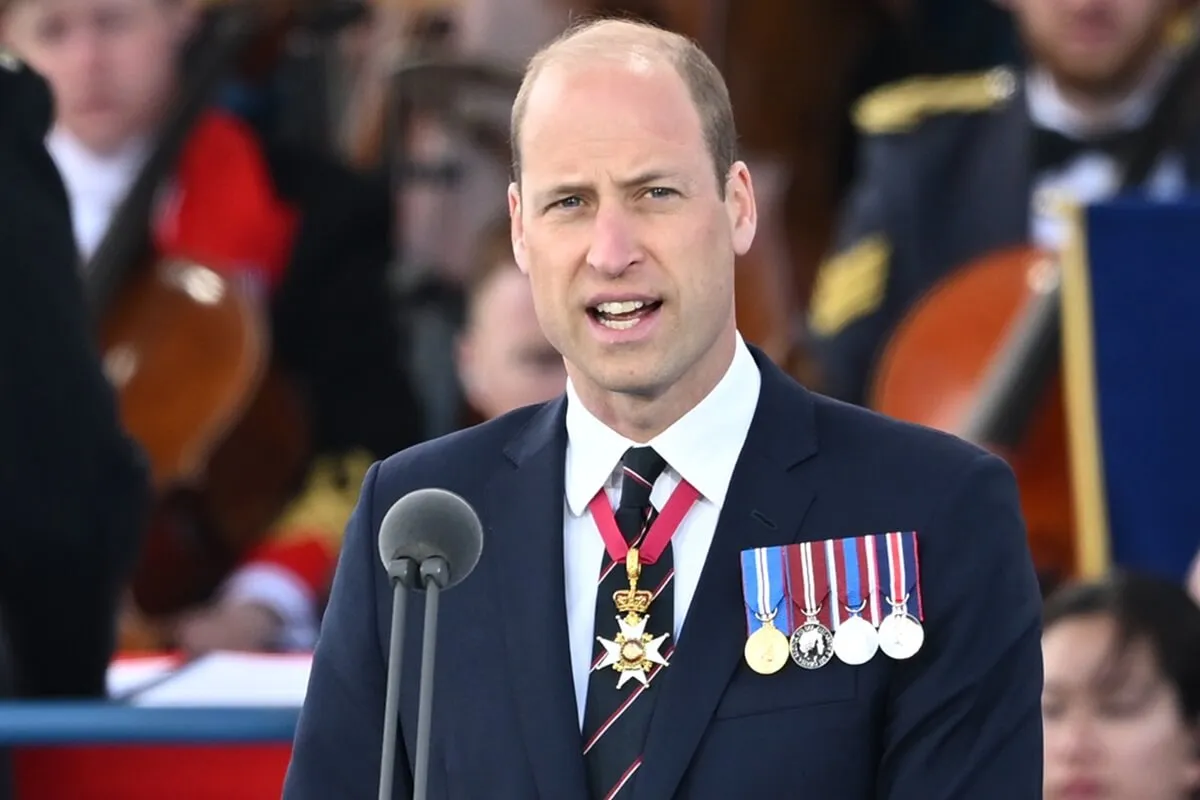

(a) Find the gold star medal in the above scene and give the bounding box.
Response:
[595,547,670,688]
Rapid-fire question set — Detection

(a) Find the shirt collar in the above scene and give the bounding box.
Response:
[563,333,761,516]
[1025,54,1173,138]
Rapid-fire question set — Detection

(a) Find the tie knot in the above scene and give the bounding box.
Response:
[618,446,666,511]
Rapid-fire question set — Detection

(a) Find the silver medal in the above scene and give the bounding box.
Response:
[789,619,834,670]
[832,613,879,666]
[878,611,924,660]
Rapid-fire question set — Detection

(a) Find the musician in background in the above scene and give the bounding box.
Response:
[455,215,566,428]
[0,38,148,699]
[806,0,1199,407]
[3,0,424,654]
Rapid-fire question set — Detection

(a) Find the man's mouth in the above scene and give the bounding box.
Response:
[587,300,663,330]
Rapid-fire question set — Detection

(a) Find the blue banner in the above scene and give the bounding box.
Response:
[1062,195,1200,583]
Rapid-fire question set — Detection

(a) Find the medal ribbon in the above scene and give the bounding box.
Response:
[858,534,883,625]
[822,539,841,630]
[587,479,700,565]
[785,541,831,628]
[874,531,925,621]
[740,546,792,635]
[835,537,869,624]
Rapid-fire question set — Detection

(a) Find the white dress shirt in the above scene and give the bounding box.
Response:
[45,126,148,264]
[562,333,762,730]
[1024,60,1187,252]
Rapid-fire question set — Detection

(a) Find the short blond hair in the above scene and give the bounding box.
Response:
[509,15,738,194]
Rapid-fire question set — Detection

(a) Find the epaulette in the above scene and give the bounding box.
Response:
[852,67,1018,135]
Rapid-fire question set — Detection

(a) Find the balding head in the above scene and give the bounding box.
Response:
[510,16,736,194]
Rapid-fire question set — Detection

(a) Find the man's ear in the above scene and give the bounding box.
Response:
[508,183,529,275]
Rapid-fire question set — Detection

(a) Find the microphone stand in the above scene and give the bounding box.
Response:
[413,556,449,800]
[379,557,417,800]
[378,555,451,800]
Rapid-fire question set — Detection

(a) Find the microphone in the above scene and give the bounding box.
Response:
[377,488,484,800]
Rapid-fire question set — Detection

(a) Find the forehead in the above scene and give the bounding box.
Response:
[1044,615,1161,687]
[12,0,152,20]
[518,55,707,180]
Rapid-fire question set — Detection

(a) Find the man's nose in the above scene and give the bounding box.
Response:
[68,30,105,78]
[586,205,642,277]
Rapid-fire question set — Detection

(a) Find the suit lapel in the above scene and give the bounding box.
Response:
[486,398,590,800]
[632,355,819,800]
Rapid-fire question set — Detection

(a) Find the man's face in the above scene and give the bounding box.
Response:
[4,0,190,154]
[1007,0,1179,96]
[457,264,567,420]
[508,54,756,408]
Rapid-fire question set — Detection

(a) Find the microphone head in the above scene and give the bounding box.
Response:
[378,488,484,590]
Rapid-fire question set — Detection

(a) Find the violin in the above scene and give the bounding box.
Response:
[85,1,321,638]
[870,21,1200,585]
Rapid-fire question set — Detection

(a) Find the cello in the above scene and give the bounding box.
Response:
[869,23,1200,585]
[84,1,317,644]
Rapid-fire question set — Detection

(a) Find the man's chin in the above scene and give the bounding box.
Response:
[63,115,136,156]
[1042,44,1164,100]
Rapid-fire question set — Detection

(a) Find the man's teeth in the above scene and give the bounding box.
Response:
[599,317,639,330]
[595,300,646,315]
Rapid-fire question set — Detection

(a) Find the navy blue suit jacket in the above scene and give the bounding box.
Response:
[283,348,1043,799]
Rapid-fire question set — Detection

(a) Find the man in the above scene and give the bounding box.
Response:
[3,0,423,654]
[0,39,147,700]
[455,214,567,427]
[285,17,1043,800]
[806,0,1197,408]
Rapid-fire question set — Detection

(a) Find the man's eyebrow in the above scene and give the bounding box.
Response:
[536,171,686,203]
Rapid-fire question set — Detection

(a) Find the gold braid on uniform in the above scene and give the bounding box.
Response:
[851,67,1017,135]
[269,449,375,548]
[808,68,1018,337]
[809,235,892,338]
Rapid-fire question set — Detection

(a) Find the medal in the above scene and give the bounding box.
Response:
[831,604,879,666]
[829,536,880,666]
[878,602,924,660]
[784,542,834,669]
[595,548,671,688]
[744,613,791,675]
[789,612,834,670]
[873,531,926,661]
[588,480,701,689]
[739,546,793,675]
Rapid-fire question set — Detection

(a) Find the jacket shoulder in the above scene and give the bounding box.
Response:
[810,390,997,484]
[852,67,1019,136]
[374,403,551,490]
[0,52,54,144]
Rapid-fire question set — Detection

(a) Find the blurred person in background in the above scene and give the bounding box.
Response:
[0,28,147,699]
[0,32,150,800]
[1042,570,1200,800]
[2,0,423,655]
[455,216,566,427]
[807,0,1199,408]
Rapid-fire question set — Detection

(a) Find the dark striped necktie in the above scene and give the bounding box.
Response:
[582,446,672,800]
